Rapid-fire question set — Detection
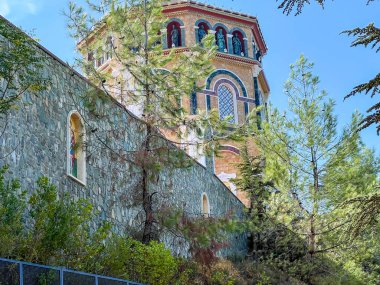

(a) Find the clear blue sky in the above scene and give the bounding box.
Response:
[1,0,379,152]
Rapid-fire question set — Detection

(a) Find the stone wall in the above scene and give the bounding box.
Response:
[0,32,247,257]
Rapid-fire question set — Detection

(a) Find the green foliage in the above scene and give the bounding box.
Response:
[343,190,380,240]
[232,143,273,227]
[0,165,25,257]
[0,167,192,284]
[21,176,95,265]
[65,0,242,244]
[66,0,217,134]
[277,0,375,16]
[0,167,106,268]
[210,261,239,285]
[277,0,324,16]
[0,17,50,115]
[343,23,380,133]
[249,55,380,283]
[95,236,182,285]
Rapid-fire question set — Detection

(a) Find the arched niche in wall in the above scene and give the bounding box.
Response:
[166,18,185,48]
[213,23,229,53]
[201,192,210,218]
[67,111,86,185]
[195,19,212,44]
[230,28,247,57]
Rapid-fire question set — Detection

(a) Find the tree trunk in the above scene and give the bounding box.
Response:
[309,213,316,258]
[309,148,319,258]
[142,125,154,244]
[141,0,154,245]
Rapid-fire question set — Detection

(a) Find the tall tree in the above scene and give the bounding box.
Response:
[232,142,273,257]
[66,0,238,244]
[253,55,379,259]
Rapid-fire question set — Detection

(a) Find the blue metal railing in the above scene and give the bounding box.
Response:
[0,257,145,285]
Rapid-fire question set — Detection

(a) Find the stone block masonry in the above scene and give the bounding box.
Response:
[0,21,247,257]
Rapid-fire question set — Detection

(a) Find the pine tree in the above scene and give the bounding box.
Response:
[66,0,238,244]
[232,143,273,258]
[253,55,379,259]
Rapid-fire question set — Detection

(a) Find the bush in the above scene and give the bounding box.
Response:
[98,236,185,285]
[0,167,190,284]
[0,165,25,258]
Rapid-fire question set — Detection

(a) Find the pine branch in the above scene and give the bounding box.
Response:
[277,0,376,15]
[343,23,380,53]
[346,73,380,99]
[343,23,380,132]
[277,0,324,15]
[343,190,380,239]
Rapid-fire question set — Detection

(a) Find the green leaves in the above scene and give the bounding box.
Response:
[0,18,51,116]
[344,23,380,53]
[94,236,181,285]
[342,22,380,133]
[253,55,379,266]
[0,165,25,258]
[277,0,325,16]
[0,167,191,284]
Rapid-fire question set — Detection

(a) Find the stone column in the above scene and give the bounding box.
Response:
[194,25,199,44]
[161,29,168,49]
[227,34,233,54]
[252,41,257,59]
[180,26,186,47]
[243,37,248,57]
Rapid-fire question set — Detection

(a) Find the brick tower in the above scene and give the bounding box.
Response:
[78,0,270,207]
[162,1,270,206]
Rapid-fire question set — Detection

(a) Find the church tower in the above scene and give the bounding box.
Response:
[162,1,270,206]
[77,0,270,207]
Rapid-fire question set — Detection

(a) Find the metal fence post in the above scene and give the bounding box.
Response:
[60,268,64,285]
[19,262,23,285]
[95,276,99,285]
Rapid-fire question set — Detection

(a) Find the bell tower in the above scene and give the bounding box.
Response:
[162,1,270,206]
[77,0,270,207]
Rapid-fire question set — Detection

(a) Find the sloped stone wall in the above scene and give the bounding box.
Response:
[0,34,247,257]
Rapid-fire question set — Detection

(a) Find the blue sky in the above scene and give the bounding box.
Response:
[1,0,379,152]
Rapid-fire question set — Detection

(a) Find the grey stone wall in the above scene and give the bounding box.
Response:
[0,37,247,257]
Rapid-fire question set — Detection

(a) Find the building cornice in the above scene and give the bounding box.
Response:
[163,0,268,54]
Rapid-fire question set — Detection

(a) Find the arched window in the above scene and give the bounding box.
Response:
[201,193,210,218]
[167,21,182,48]
[67,111,86,185]
[231,31,245,56]
[218,84,236,124]
[214,26,228,52]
